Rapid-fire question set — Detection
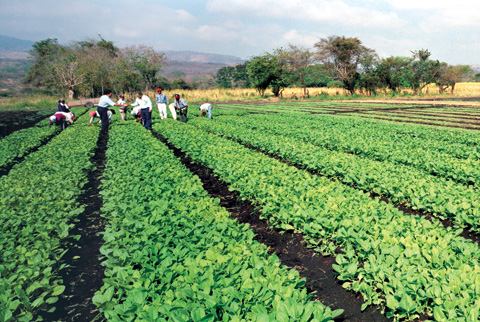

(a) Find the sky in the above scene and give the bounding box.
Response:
[1,0,480,65]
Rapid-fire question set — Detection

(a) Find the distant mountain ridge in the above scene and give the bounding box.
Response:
[0,34,245,65]
[163,50,245,65]
[0,34,35,52]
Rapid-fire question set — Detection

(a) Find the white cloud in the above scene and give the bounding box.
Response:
[206,0,405,28]
[385,0,480,10]
[282,30,325,48]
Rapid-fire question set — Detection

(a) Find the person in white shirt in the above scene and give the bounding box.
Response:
[117,94,127,121]
[130,91,153,130]
[198,103,213,119]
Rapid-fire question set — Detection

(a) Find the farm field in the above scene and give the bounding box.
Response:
[2,99,480,321]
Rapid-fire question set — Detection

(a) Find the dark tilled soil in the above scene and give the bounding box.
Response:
[41,133,108,322]
[151,130,391,322]
[0,110,51,138]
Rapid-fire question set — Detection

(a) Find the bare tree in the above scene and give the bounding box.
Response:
[51,56,85,99]
[277,44,317,98]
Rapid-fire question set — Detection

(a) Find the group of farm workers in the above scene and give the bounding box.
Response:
[49,89,213,134]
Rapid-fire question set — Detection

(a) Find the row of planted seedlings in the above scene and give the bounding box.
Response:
[358,110,480,127]
[0,116,100,321]
[93,121,343,321]
[343,112,480,130]
[226,112,480,186]
[154,119,480,321]
[237,108,480,156]
[193,115,480,233]
[0,107,87,173]
[219,105,480,168]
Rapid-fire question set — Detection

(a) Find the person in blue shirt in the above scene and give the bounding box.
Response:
[97,90,128,134]
[155,88,169,119]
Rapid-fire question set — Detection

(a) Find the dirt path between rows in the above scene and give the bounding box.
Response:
[42,132,107,322]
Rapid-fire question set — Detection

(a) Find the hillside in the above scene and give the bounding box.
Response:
[163,50,244,65]
[0,34,35,52]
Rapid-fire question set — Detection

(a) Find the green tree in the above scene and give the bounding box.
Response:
[171,78,191,90]
[357,53,381,96]
[25,38,65,88]
[215,66,235,88]
[215,63,250,89]
[408,49,441,94]
[376,56,412,92]
[314,36,376,95]
[232,63,250,88]
[122,45,167,91]
[436,63,472,94]
[247,52,288,97]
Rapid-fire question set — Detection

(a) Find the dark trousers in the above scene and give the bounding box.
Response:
[141,108,152,129]
[97,107,109,133]
[179,109,187,123]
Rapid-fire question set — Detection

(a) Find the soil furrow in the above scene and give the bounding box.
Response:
[41,132,108,322]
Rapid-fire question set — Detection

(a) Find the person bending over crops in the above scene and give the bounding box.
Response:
[198,103,213,119]
[130,91,153,130]
[49,111,74,130]
[88,110,113,126]
[174,94,188,122]
[155,88,169,119]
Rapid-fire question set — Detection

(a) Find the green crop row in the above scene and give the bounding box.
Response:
[222,112,480,187]
[189,117,480,232]
[154,120,480,321]
[94,122,342,322]
[0,125,60,172]
[0,122,100,321]
[343,112,480,130]
[0,106,88,173]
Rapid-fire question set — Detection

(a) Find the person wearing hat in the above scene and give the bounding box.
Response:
[155,88,169,119]
[117,94,127,121]
[97,89,128,134]
[198,103,213,119]
[88,109,113,126]
[173,94,188,122]
[130,91,153,130]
